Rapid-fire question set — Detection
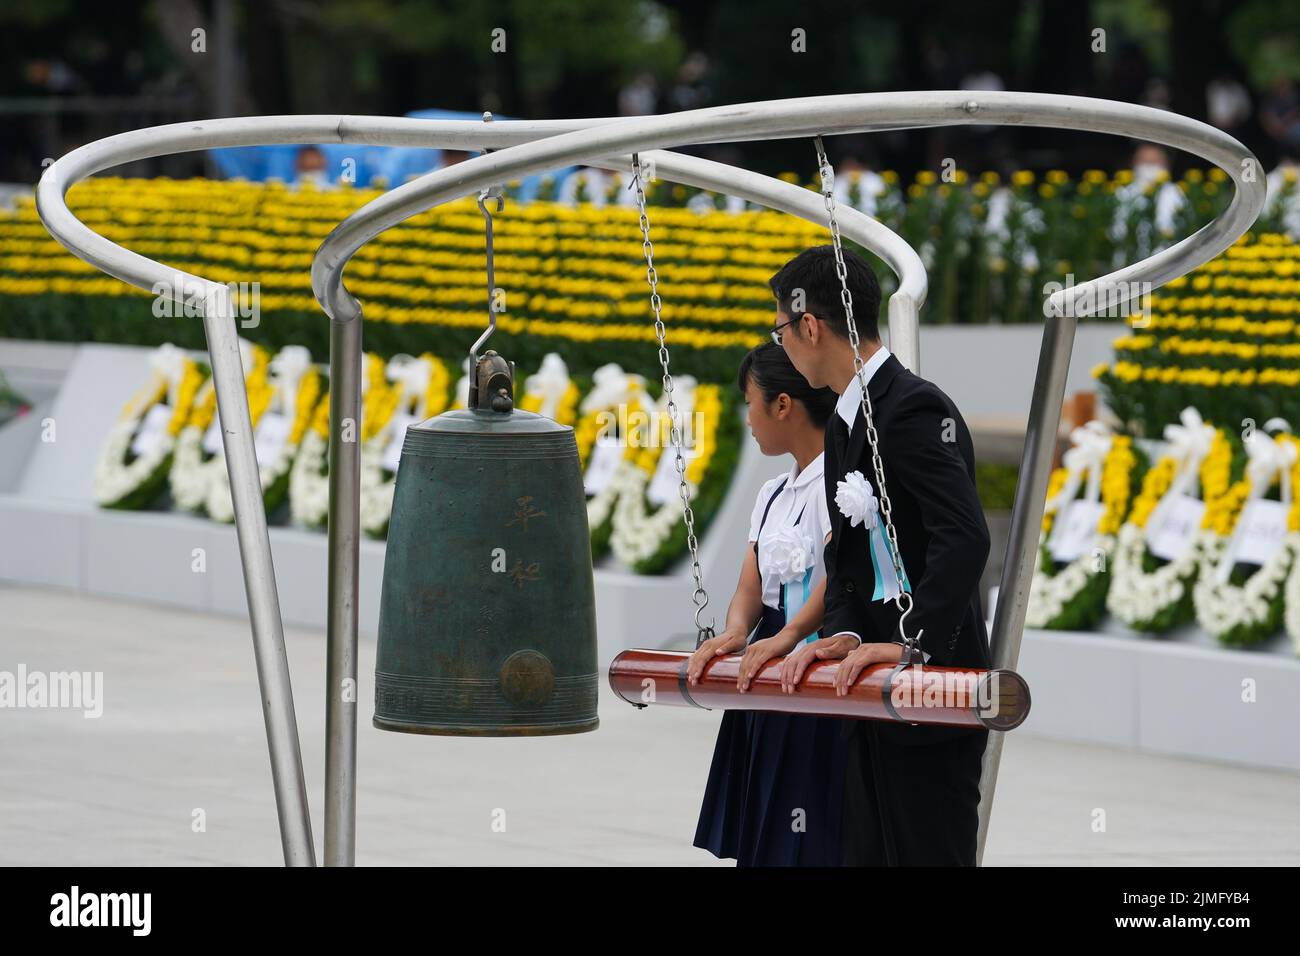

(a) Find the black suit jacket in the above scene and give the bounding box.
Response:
[823,353,991,746]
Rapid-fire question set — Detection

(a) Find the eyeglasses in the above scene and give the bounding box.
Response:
[770,317,798,345]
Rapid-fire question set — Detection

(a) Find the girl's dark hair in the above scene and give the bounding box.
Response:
[736,343,838,428]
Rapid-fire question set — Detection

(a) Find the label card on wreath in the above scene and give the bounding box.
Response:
[1221,498,1290,577]
[253,411,291,467]
[647,442,697,505]
[1048,499,1105,562]
[583,435,624,495]
[203,416,224,455]
[382,413,419,473]
[1146,493,1206,561]
[130,403,173,458]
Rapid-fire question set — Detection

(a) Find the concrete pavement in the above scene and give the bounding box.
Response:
[1,584,1297,866]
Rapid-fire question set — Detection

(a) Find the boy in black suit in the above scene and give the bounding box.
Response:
[772,245,992,866]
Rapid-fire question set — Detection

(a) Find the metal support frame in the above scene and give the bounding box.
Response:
[37,93,1265,867]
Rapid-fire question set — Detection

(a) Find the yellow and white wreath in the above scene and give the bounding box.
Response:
[94,343,206,510]
[203,345,322,523]
[573,363,650,546]
[170,339,267,515]
[1107,408,1219,632]
[360,352,452,537]
[518,353,580,426]
[1025,423,1140,630]
[288,352,394,529]
[610,379,722,573]
[1193,423,1298,646]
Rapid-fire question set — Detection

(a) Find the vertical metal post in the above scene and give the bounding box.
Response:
[976,312,1078,864]
[201,287,316,867]
[324,316,362,866]
[887,294,921,374]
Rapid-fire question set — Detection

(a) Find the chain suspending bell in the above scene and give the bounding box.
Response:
[372,174,599,736]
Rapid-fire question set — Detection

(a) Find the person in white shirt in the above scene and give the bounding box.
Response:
[688,342,854,866]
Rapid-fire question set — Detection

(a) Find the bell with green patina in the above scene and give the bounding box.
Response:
[374,351,599,736]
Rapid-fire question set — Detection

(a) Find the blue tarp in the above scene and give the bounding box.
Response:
[208,108,572,200]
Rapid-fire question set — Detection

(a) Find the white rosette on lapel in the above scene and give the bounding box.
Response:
[835,469,906,602]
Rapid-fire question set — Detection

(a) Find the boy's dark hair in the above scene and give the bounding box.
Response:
[737,342,838,429]
[768,245,882,342]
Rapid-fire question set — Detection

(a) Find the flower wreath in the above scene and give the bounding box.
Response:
[1283,492,1300,655]
[518,353,580,426]
[572,363,650,557]
[1193,424,1299,646]
[203,346,323,523]
[360,352,452,538]
[170,340,268,516]
[609,378,722,572]
[1025,424,1142,630]
[94,343,206,510]
[1107,408,1220,632]
[288,352,395,529]
[288,388,333,529]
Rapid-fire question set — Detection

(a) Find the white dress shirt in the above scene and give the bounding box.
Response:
[748,453,833,637]
[829,346,929,661]
[834,345,891,428]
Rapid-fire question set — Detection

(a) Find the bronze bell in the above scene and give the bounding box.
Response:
[374,350,599,736]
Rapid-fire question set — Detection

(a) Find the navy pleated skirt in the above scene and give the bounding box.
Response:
[692,605,853,866]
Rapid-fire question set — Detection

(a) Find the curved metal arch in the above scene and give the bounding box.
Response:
[313,90,1266,330]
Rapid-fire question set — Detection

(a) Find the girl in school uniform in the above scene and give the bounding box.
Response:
[689,342,852,866]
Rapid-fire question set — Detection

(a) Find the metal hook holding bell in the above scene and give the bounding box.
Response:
[470,110,507,389]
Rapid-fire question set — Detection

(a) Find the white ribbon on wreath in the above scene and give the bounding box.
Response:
[386,353,435,419]
[1146,407,1216,530]
[524,353,572,421]
[1045,420,1113,515]
[1027,420,1117,629]
[581,362,647,415]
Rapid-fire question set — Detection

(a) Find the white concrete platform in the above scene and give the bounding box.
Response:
[1,585,1297,866]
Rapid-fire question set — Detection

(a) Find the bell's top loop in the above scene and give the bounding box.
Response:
[470,161,505,381]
